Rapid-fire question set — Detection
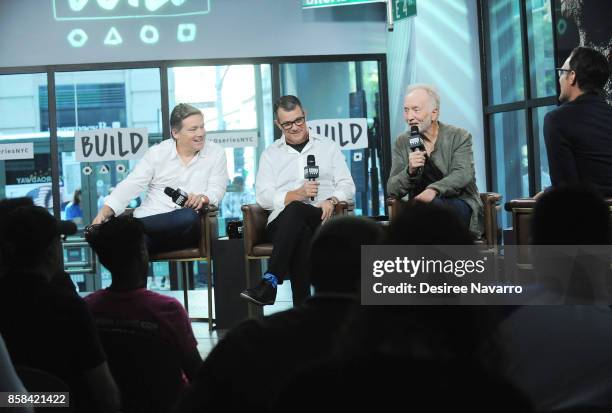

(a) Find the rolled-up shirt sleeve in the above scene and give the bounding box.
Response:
[331,147,356,202]
[104,151,155,217]
[202,148,228,207]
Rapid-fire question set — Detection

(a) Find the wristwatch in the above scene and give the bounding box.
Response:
[326,197,339,206]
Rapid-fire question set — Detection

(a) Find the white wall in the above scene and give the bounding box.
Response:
[386,0,486,190]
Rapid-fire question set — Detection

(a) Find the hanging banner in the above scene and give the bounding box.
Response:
[308,118,368,150]
[75,128,148,162]
[0,142,34,160]
[206,130,258,148]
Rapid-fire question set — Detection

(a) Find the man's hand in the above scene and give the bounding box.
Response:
[92,205,115,225]
[185,193,209,210]
[408,149,426,175]
[296,181,319,200]
[317,199,334,223]
[414,188,438,203]
[284,181,320,205]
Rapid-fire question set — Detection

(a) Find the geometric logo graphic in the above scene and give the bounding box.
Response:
[145,0,170,12]
[140,25,159,44]
[99,164,110,174]
[104,26,123,46]
[67,28,89,47]
[69,0,89,12]
[116,164,126,173]
[82,166,93,175]
[97,0,120,10]
[177,23,196,42]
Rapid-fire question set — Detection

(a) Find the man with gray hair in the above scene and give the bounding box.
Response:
[387,84,483,238]
[92,103,228,253]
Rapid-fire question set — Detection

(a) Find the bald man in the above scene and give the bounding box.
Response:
[387,84,483,238]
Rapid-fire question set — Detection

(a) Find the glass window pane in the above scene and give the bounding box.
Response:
[533,105,556,190]
[491,110,528,228]
[280,60,384,217]
[526,0,556,98]
[0,73,52,209]
[486,0,525,104]
[168,64,272,239]
[55,68,163,291]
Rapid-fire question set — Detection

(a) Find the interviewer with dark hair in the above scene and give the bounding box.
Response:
[544,46,612,195]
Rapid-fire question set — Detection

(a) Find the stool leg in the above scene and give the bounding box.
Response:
[207,257,213,331]
[182,262,189,314]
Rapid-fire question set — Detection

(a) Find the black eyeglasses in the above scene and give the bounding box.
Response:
[556,67,572,77]
[279,116,305,131]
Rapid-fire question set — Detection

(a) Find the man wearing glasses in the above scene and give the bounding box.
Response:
[240,95,355,306]
[544,47,612,195]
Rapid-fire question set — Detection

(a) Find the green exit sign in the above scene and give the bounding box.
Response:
[302,0,385,9]
[393,0,417,21]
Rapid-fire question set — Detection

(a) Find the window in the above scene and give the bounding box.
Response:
[480,0,557,228]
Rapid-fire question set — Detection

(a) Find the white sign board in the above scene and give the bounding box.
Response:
[308,118,368,150]
[207,130,258,148]
[75,128,148,162]
[0,143,34,160]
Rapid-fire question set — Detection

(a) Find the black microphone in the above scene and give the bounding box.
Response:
[164,187,188,207]
[304,154,319,201]
[409,125,426,176]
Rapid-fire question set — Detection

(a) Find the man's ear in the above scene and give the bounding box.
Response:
[431,107,439,122]
[274,119,282,131]
[171,128,178,139]
[570,75,578,88]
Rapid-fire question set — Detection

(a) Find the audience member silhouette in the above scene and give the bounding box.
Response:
[0,333,34,413]
[85,216,202,381]
[311,203,528,411]
[0,204,120,413]
[173,216,383,413]
[532,185,610,245]
[496,186,612,411]
[273,355,532,413]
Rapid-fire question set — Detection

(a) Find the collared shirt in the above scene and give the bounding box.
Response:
[256,133,355,224]
[105,138,228,218]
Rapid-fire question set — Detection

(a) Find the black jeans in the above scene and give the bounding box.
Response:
[266,201,323,305]
[138,208,201,254]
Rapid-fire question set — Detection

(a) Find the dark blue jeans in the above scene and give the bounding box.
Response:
[430,197,472,229]
[138,208,201,254]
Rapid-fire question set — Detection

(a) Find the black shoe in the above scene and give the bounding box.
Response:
[240,280,277,306]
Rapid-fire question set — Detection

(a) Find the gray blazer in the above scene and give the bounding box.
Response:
[387,122,484,237]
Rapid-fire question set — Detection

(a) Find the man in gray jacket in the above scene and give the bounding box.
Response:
[387,84,483,238]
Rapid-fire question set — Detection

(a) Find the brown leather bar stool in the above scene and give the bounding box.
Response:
[240,202,354,315]
[123,207,219,330]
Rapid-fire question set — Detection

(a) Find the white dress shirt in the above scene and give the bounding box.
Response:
[256,133,355,224]
[105,138,228,218]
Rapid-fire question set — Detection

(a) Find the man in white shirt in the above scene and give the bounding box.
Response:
[240,95,355,306]
[92,103,228,253]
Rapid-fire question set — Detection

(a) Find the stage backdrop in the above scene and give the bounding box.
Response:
[554,0,612,103]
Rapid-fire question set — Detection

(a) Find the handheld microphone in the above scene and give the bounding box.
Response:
[304,154,319,201]
[164,187,188,207]
[409,126,426,176]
